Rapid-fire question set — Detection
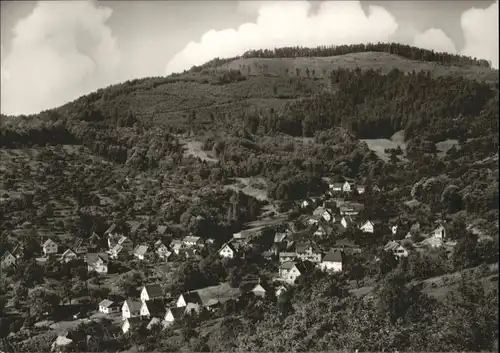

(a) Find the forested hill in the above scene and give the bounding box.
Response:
[0,43,499,353]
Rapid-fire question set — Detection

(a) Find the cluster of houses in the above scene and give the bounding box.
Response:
[98,280,268,334]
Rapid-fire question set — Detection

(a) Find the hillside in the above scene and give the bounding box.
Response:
[0,43,498,353]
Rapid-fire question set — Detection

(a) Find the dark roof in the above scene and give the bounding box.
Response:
[181,292,203,305]
[104,224,116,235]
[167,306,185,320]
[124,300,142,313]
[86,252,109,264]
[144,299,166,317]
[295,242,321,254]
[295,261,315,273]
[144,284,163,298]
[99,299,119,308]
[127,221,143,234]
[322,249,343,262]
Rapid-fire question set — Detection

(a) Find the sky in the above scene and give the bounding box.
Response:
[0,0,498,116]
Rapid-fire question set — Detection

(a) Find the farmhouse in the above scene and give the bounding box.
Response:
[342,181,352,192]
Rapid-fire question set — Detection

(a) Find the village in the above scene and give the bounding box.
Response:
[0,176,464,352]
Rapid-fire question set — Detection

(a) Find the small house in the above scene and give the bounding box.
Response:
[319,249,343,272]
[279,262,303,285]
[59,249,78,263]
[330,183,343,192]
[140,284,164,302]
[391,225,398,235]
[121,317,142,334]
[356,185,366,194]
[122,299,142,320]
[176,292,203,309]
[275,285,288,297]
[43,239,58,256]
[86,253,109,274]
[157,225,168,236]
[133,244,149,260]
[341,216,355,229]
[295,242,322,263]
[163,307,185,327]
[98,299,121,314]
[183,235,203,248]
[154,240,171,261]
[146,317,163,330]
[433,224,446,239]
[51,334,73,353]
[140,299,167,319]
[279,252,297,263]
[274,232,288,243]
[342,181,352,193]
[359,220,375,233]
[384,241,409,258]
[1,251,16,269]
[170,239,184,254]
[219,242,237,259]
[251,283,267,298]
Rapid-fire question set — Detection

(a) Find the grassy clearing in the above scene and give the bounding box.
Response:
[224,177,268,201]
[360,130,407,162]
[181,140,219,163]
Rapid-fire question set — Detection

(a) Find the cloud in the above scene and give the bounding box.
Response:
[412,28,457,54]
[460,1,499,68]
[166,1,399,74]
[0,0,121,116]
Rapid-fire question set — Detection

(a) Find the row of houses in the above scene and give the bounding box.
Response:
[98,282,268,334]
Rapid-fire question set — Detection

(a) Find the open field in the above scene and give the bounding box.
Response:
[360,130,407,162]
[349,262,499,299]
[223,52,499,82]
[224,177,268,201]
[181,140,219,163]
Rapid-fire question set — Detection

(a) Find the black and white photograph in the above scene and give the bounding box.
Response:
[0,0,499,352]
